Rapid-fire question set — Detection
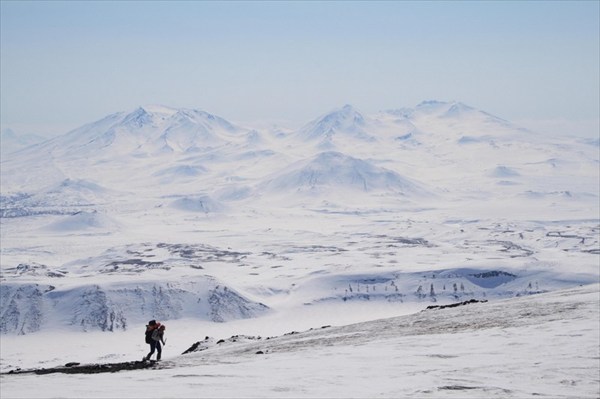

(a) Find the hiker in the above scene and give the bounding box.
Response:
[144,321,166,361]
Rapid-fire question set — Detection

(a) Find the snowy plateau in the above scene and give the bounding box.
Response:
[0,101,598,398]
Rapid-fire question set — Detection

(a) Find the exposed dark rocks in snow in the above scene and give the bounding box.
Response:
[582,248,600,254]
[182,341,202,354]
[283,245,347,254]
[105,259,166,272]
[183,335,264,354]
[438,385,480,391]
[182,336,218,354]
[92,242,250,274]
[1,263,67,278]
[157,242,250,263]
[462,240,534,258]
[469,271,516,279]
[3,360,160,375]
[0,203,82,218]
[374,235,434,248]
[425,299,488,310]
[546,231,587,240]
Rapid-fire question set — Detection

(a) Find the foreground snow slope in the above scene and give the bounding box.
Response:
[1,284,598,398]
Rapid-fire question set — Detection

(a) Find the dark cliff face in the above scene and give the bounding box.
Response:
[208,285,269,323]
[1,280,269,334]
[0,284,45,335]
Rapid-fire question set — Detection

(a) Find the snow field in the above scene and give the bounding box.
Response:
[1,284,598,398]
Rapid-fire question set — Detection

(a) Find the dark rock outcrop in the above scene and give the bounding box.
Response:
[3,360,159,375]
[426,299,488,310]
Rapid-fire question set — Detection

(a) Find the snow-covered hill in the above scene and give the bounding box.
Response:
[259,151,431,198]
[295,104,377,148]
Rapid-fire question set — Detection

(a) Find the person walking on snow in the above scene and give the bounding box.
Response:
[145,322,166,361]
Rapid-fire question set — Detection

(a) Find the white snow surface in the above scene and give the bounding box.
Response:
[0,284,598,398]
[0,101,598,397]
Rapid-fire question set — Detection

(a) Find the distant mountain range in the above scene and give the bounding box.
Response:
[2,101,597,212]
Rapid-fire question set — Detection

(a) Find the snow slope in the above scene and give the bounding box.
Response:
[1,284,598,398]
[259,151,431,198]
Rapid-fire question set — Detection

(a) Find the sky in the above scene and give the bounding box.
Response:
[1,0,599,138]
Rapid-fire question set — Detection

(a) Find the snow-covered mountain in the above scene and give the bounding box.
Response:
[39,105,242,158]
[0,101,598,341]
[295,104,377,147]
[259,151,431,197]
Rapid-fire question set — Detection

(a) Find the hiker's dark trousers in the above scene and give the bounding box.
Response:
[146,341,162,360]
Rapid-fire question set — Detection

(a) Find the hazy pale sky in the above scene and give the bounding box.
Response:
[1,1,599,137]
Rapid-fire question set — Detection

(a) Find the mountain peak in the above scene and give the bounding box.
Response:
[262,150,429,195]
[335,103,361,116]
[415,100,484,118]
[120,107,154,129]
[139,104,178,118]
[297,104,370,142]
[414,100,455,114]
[416,100,448,108]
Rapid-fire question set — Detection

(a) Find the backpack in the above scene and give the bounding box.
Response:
[145,328,154,344]
[144,320,158,344]
[151,329,161,342]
